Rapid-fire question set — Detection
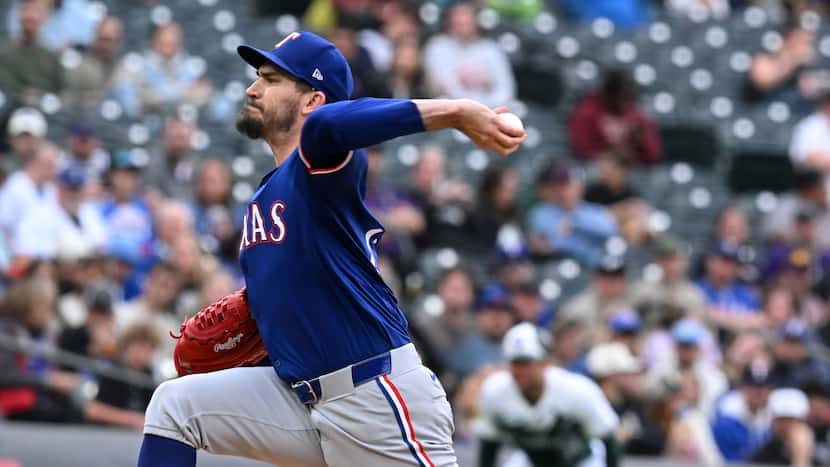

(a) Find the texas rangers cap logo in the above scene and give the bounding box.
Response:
[274,31,300,49]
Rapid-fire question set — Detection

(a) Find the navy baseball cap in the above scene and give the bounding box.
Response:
[237,31,354,103]
[610,309,641,334]
[59,165,87,189]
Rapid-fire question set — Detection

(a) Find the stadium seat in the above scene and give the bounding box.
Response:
[727,151,796,193]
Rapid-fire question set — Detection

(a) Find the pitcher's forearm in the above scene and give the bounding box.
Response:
[412,98,466,131]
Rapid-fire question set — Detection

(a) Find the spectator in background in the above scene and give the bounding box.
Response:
[113,22,213,117]
[748,26,822,113]
[559,0,652,30]
[0,277,81,422]
[587,342,665,455]
[770,319,830,387]
[0,139,57,243]
[99,150,153,272]
[510,281,554,328]
[558,256,632,341]
[712,365,773,462]
[190,159,241,256]
[632,236,708,326]
[423,2,516,108]
[59,122,110,187]
[57,286,117,362]
[717,206,751,246]
[608,309,642,356]
[408,145,477,251]
[364,146,424,275]
[0,0,63,103]
[144,117,197,200]
[790,92,830,191]
[762,286,800,334]
[570,70,662,165]
[527,162,618,267]
[114,261,182,374]
[410,267,476,370]
[328,24,390,99]
[357,5,420,74]
[585,154,652,246]
[552,319,589,372]
[751,388,816,467]
[151,199,195,262]
[84,324,158,430]
[3,106,48,168]
[63,16,124,110]
[697,242,763,333]
[763,169,830,246]
[474,166,520,255]
[647,319,729,419]
[6,0,99,51]
[448,284,515,377]
[388,37,430,99]
[13,162,107,261]
[661,370,725,466]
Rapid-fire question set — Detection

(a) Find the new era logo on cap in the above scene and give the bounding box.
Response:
[312,68,323,81]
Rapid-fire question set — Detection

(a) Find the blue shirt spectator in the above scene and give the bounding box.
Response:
[527,163,617,267]
[696,242,761,316]
[559,0,652,30]
[712,367,773,461]
[7,0,99,51]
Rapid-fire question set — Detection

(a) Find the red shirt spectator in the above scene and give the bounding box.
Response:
[569,69,662,165]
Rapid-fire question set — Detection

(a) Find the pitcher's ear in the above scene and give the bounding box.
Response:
[301,91,327,116]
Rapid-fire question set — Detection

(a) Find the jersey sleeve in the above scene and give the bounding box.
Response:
[566,373,620,438]
[473,372,509,441]
[299,98,425,175]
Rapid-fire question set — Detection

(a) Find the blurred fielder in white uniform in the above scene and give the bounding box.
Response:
[475,323,621,467]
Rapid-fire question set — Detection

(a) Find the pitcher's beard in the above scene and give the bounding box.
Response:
[235,100,300,139]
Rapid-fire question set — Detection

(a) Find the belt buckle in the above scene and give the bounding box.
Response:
[292,380,318,404]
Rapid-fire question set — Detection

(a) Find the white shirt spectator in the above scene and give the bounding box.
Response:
[789,111,830,201]
[423,35,515,108]
[0,171,56,238]
[13,199,107,259]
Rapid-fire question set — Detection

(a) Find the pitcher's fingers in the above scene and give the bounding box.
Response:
[493,106,510,114]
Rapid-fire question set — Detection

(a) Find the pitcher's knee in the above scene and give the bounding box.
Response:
[144,377,200,447]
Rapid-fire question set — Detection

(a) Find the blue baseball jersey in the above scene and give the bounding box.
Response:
[239,98,425,382]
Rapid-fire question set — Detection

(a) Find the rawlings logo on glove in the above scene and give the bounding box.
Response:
[171,288,269,376]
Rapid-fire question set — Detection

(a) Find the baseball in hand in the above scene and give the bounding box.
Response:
[498,112,524,132]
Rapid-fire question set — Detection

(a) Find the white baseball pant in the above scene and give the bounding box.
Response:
[143,343,457,466]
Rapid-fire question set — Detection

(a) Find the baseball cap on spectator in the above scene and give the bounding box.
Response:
[741,363,772,387]
[69,121,96,139]
[610,309,641,334]
[538,161,585,186]
[475,284,513,312]
[780,319,809,341]
[653,235,685,258]
[586,342,642,378]
[237,31,354,103]
[502,322,549,362]
[7,107,47,138]
[110,149,143,172]
[768,388,809,420]
[58,165,87,190]
[597,255,626,275]
[671,319,705,346]
[709,241,741,262]
[84,286,113,314]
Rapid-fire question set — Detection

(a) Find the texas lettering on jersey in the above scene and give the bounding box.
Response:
[239,201,288,251]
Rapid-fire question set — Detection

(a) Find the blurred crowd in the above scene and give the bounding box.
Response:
[2,0,830,466]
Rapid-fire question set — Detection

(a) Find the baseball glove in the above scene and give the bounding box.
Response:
[171,288,269,376]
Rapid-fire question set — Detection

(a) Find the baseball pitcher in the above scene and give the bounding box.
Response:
[136,31,525,467]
